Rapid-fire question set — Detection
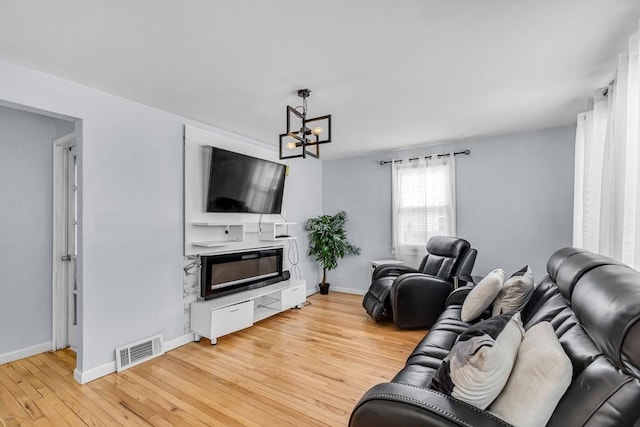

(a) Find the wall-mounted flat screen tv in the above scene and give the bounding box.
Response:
[206,147,286,214]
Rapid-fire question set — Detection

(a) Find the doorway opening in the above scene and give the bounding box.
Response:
[0,102,79,373]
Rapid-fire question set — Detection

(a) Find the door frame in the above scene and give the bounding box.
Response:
[52,131,76,351]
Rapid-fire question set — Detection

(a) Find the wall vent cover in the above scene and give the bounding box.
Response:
[115,334,164,372]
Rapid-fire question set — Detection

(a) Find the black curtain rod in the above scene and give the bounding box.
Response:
[379,149,471,165]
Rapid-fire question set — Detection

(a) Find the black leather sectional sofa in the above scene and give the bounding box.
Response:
[350,247,640,426]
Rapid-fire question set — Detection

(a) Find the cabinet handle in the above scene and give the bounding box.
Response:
[229,308,239,313]
[291,287,298,291]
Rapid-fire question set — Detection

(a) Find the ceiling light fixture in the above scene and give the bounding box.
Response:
[279,88,332,159]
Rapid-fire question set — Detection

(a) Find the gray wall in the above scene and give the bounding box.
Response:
[0,59,322,377]
[0,106,74,355]
[281,157,324,290]
[322,126,576,294]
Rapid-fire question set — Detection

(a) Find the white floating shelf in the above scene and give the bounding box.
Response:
[260,236,297,242]
[191,223,245,246]
[259,222,297,241]
[192,222,244,227]
[192,241,233,248]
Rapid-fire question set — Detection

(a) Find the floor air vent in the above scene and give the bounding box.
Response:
[115,334,164,372]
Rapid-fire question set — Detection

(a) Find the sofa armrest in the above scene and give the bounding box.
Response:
[390,273,453,328]
[350,382,513,427]
[373,264,419,280]
[445,285,475,306]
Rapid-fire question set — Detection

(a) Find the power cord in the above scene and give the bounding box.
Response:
[287,238,302,279]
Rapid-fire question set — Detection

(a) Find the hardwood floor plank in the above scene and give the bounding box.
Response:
[0,393,22,427]
[0,292,426,426]
[31,392,71,427]
[0,381,35,426]
[131,363,267,427]
[0,365,45,421]
[21,355,141,427]
[149,353,326,426]
[182,340,359,419]
[0,417,20,427]
[102,371,210,427]
[88,382,156,426]
[122,368,245,427]
[18,358,119,427]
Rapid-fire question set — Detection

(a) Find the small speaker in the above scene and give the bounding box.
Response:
[282,270,291,280]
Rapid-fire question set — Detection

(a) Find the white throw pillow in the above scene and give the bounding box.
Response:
[488,321,572,427]
[461,269,505,322]
[492,266,534,316]
[431,312,524,409]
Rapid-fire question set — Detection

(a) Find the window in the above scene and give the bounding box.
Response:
[392,157,456,256]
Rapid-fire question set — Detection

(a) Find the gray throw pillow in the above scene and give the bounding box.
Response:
[492,266,534,317]
[461,269,505,322]
[431,312,524,409]
[488,321,572,427]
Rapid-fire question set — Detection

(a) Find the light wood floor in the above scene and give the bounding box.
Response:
[0,292,426,426]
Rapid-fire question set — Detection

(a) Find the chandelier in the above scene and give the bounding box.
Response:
[279,88,332,159]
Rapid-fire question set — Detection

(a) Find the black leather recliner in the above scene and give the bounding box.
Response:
[362,236,477,328]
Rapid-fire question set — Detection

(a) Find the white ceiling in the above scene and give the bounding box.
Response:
[1,1,639,160]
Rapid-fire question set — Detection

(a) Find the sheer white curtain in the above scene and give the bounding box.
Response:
[392,155,456,265]
[573,26,640,269]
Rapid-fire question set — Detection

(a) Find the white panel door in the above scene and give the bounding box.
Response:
[66,146,79,350]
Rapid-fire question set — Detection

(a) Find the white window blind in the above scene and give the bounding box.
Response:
[392,156,456,258]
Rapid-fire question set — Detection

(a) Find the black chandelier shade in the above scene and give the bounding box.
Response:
[279,89,332,160]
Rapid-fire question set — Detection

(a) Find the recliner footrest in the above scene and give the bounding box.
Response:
[363,277,394,322]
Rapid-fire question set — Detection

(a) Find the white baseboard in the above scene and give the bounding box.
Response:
[328,286,366,296]
[164,333,195,352]
[72,332,196,384]
[74,360,116,384]
[0,341,52,365]
[306,285,366,296]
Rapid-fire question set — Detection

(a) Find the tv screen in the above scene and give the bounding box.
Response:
[206,147,286,214]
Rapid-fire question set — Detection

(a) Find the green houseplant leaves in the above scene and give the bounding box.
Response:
[305,211,360,293]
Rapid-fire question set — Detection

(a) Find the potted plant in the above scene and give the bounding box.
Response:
[305,211,360,294]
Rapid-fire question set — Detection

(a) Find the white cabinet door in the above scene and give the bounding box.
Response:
[210,300,254,340]
[281,283,306,309]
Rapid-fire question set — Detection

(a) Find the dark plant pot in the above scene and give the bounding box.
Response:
[319,283,330,295]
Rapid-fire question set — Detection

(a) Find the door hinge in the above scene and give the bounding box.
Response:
[61,255,72,262]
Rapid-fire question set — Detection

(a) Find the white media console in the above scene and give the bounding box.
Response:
[190,279,306,345]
